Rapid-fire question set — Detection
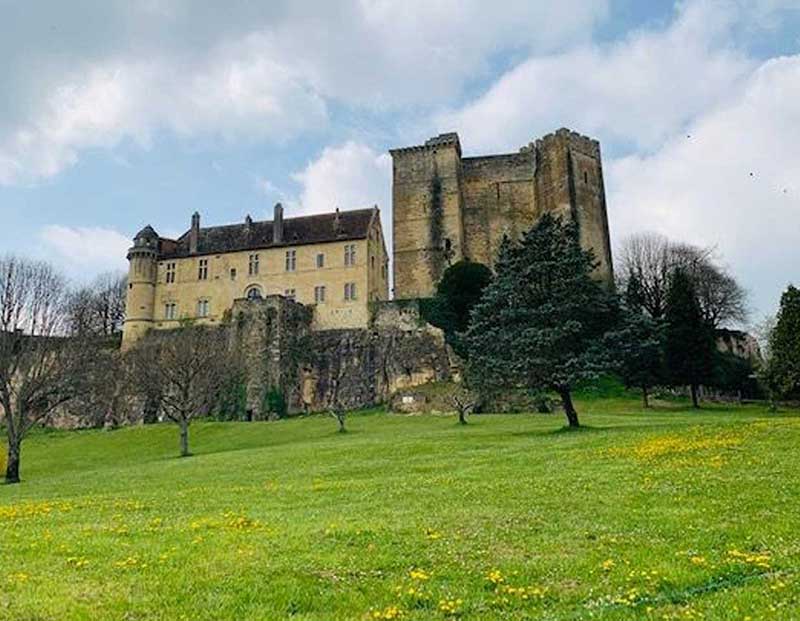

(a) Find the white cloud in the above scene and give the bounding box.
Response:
[436,1,755,153]
[607,55,800,320]
[0,51,327,185]
[39,225,130,277]
[291,141,393,257]
[0,0,608,185]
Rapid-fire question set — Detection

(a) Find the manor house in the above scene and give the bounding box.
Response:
[122,204,389,349]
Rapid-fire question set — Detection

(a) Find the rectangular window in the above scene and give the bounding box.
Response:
[285,250,296,272]
[230,268,237,280]
[344,282,357,301]
[164,303,177,320]
[165,262,176,284]
[197,299,210,318]
[284,288,296,301]
[198,258,208,280]
[316,253,325,269]
[314,285,326,304]
[248,254,259,276]
[344,244,356,266]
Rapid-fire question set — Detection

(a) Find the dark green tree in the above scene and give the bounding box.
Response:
[611,273,665,408]
[423,260,492,356]
[609,321,664,408]
[664,268,716,408]
[712,352,757,400]
[765,285,800,400]
[464,215,619,428]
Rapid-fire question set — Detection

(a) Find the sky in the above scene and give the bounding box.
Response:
[0,0,798,326]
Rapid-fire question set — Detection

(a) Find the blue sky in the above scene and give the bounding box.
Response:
[0,0,798,325]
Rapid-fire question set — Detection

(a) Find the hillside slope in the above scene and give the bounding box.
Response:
[1,399,799,620]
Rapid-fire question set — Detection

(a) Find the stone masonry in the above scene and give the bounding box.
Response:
[390,128,614,298]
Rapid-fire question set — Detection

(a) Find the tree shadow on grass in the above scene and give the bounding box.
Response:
[509,422,666,440]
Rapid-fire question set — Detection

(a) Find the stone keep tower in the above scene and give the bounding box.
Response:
[390,128,614,299]
[122,225,159,349]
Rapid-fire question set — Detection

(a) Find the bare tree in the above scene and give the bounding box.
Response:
[617,233,747,328]
[67,272,127,336]
[616,233,673,320]
[129,325,236,457]
[328,378,347,433]
[0,256,87,484]
[449,384,478,425]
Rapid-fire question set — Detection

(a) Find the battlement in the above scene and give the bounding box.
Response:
[389,132,462,157]
[533,127,600,158]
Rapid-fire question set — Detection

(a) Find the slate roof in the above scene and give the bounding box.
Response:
[156,208,376,259]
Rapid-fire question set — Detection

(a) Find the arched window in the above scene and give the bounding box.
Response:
[245,286,263,300]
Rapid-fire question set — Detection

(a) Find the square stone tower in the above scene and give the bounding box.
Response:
[390,128,613,299]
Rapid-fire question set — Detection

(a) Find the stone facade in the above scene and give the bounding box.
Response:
[229,297,454,417]
[717,329,763,365]
[390,128,614,298]
[122,204,389,349]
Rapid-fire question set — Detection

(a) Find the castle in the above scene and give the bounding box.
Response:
[391,128,613,298]
[123,127,613,361]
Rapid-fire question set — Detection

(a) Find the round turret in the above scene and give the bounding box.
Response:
[122,225,160,350]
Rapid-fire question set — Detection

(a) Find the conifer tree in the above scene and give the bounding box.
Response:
[464,214,618,428]
[765,285,800,399]
[664,268,716,408]
[609,273,665,408]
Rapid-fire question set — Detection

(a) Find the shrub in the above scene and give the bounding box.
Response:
[263,388,287,420]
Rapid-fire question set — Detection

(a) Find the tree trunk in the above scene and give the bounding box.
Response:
[5,437,21,484]
[642,386,650,409]
[179,420,191,457]
[559,387,580,428]
[690,384,700,408]
[337,415,346,433]
[458,409,468,425]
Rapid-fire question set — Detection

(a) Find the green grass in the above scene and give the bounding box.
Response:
[2,397,800,620]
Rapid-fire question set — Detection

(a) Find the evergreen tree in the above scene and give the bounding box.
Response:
[766,285,800,399]
[664,268,716,408]
[612,272,665,408]
[464,214,619,428]
[423,260,492,357]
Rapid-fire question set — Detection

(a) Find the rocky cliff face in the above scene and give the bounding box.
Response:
[42,298,455,428]
[232,296,454,417]
[298,325,454,412]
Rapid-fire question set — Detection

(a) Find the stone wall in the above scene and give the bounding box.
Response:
[232,297,454,417]
[390,128,614,298]
[229,296,313,418]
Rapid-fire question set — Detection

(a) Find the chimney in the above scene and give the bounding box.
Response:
[189,212,200,254]
[333,207,341,235]
[273,203,284,244]
[245,214,253,226]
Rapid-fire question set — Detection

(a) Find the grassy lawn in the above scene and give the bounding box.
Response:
[2,397,799,620]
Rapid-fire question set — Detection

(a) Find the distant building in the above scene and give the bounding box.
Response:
[390,128,614,299]
[122,204,389,349]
